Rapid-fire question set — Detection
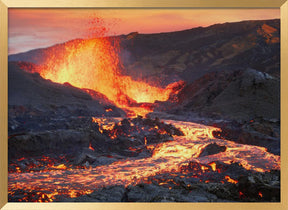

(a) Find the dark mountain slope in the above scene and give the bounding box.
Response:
[155,68,280,122]
[119,19,280,85]
[8,62,124,118]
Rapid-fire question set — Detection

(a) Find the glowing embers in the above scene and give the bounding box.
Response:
[8,155,92,174]
[8,155,70,173]
[9,188,93,202]
[225,175,238,184]
[92,116,184,144]
[89,142,95,151]
[138,161,241,189]
[178,161,237,184]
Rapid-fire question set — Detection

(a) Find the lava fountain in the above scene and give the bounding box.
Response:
[31,36,179,116]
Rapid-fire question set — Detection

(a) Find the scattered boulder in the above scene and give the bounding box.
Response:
[198,143,227,157]
[73,150,98,165]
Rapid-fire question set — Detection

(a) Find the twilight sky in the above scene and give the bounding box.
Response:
[8,9,280,55]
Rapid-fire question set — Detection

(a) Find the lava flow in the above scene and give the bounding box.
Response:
[8,119,280,202]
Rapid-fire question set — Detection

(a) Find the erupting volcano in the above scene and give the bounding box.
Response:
[8,16,281,203]
[25,36,181,117]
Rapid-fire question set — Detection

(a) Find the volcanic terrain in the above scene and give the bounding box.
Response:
[8,19,280,202]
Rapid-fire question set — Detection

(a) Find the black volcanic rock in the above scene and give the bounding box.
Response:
[156,68,280,122]
[198,143,227,157]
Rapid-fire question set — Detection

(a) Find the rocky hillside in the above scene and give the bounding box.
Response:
[8,62,124,121]
[155,68,280,121]
[119,19,280,86]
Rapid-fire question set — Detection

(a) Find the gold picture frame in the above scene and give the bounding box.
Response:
[1,0,287,209]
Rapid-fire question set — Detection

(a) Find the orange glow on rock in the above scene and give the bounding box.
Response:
[239,191,245,199]
[225,175,238,184]
[52,164,67,170]
[208,162,217,172]
[89,142,95,151]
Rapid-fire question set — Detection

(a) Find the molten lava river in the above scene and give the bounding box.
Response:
[8,118,280,202]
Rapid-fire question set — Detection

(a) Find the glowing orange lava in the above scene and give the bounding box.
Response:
[208,162,217,171]
[33,37,177,116]
[89,142,95,151]
[225,175,238,184]
[258,192,263,198]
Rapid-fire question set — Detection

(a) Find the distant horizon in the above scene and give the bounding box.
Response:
[8,18,280,56]
[8,9,280,55]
